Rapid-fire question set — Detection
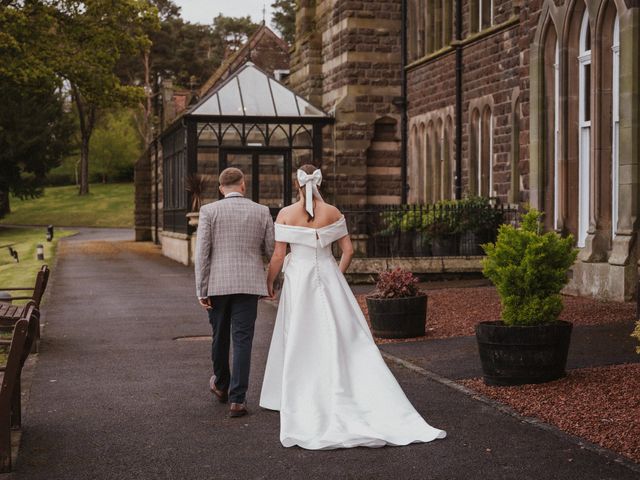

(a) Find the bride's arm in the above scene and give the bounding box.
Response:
[337,235,354,274]
[267,241,287,298]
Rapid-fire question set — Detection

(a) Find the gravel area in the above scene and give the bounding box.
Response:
[357,286,636,344]
[459,364,640,464]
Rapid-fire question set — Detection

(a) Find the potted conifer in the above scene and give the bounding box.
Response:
[366,268,426,338]
[476,209,578,386]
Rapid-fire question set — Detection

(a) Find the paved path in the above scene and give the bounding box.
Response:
[11,232,640,479]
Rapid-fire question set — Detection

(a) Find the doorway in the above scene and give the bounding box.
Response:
[219,148,292,215]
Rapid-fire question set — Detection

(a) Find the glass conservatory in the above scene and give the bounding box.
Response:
[161,62,334,234]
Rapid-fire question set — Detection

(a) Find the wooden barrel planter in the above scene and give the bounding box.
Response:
[366,295,427,339]
[475,320,573,386]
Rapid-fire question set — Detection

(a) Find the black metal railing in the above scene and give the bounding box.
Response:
[337,203,520,258]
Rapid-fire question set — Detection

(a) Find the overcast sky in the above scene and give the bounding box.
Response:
[173,0,274,26]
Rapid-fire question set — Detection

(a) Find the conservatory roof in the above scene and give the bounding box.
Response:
[186,62,331,121]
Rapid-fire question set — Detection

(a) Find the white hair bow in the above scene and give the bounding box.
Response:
[297,168,323,217]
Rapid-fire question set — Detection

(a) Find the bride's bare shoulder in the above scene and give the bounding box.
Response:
[318,203,343,222]
[275,205,295,224]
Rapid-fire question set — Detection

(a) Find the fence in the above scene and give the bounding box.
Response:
[337,203,520,258]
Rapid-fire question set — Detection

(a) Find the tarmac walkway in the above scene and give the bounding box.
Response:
[10,230,640,479]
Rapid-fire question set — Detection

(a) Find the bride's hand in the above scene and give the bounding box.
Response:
[267,281,276,299]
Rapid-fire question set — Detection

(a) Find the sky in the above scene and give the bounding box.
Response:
[173,0,274,26]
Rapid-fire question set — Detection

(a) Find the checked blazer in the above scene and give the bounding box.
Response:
[195,196,275,297]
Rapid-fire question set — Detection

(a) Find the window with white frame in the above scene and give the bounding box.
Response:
[577,11,591,247]
[612,15,620,239]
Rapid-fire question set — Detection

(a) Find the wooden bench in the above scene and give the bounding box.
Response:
[0,308,32,472]
[0,265,49,352]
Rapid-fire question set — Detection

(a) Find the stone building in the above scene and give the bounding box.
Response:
[289,0,640,300]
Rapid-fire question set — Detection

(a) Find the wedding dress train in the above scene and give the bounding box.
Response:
[259,216,446,450]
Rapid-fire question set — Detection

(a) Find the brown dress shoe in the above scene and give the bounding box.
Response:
[209,376,228,403]
[229,403,248,418]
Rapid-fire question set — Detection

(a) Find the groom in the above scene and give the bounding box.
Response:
[195,167,274,418]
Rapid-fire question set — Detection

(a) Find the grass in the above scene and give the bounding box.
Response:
[0,227,74,296]
[0,183,134,228]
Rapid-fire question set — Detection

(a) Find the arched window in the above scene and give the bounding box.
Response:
[469,109,480,195]
[434,119,443,200]
[409,124,426,203]
[408,0,417,61]
[426,0,435,53]
[443,0,453,45]
[434,1,442,51]
[611,15,620,239]
[470,0,492,33]
[418,0,426,57]
[419,123,427,202]
[426,121,435,202]
[443,116,453,199]
[480,106,493,196]
[577,10,592,247]
[542,24,559,231]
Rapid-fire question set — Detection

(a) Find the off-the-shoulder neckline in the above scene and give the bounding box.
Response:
[275,215,345,232]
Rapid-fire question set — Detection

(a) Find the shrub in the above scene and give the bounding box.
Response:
[457,196,504,237]
[423,200,460,238]
[370,268,421,299]
[482,209,578,326]
[632,321,640,354]
[375,210,404,236]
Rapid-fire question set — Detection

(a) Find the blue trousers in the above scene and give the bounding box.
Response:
[207,294,259,404]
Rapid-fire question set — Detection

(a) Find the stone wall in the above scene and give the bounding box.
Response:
[290,0,403,205]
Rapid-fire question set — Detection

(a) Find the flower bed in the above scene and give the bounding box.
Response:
[356,286,635,344]
[459,363,640,464]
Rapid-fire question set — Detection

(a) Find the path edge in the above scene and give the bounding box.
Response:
[381,351,640,475]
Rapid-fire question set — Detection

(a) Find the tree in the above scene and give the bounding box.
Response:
[51,0,159,195]
[91,110,143,183]
[271,0,296,45]
[213,14,259,56]
[0,78,75,218]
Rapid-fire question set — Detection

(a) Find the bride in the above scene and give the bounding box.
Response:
[259,164,446,450]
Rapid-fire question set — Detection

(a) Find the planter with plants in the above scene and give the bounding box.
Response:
[457,196,504,256]
[366,268,427,338]
[477,209,578,386]
[424,200,459,256]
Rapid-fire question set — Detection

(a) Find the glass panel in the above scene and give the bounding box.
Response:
[296,96,326,117]
[584,63,591,122]
[268,79,300,116]
[238,67,276,116]
[269,124,290,147]
[259,154,285,208]
[191,94,221,115]
[226,154,254,200]
[292,126,313,147]
[217,78,244,116]
[220,123,243,146]
[481,0,492,29]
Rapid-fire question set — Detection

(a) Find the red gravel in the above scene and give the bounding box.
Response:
[357,287,636,344]
[459,364,640,464]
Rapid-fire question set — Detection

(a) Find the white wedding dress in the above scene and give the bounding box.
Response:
[260,216,446,450]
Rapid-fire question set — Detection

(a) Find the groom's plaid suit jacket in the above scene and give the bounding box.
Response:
[195,196,275,298]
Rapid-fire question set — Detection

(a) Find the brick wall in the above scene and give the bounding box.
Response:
[407,0,542,204]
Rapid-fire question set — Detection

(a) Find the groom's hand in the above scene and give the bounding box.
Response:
[198,297,212,310]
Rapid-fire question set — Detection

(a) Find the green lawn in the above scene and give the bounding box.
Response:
[0,183,134,228]
[0,227,74,300]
